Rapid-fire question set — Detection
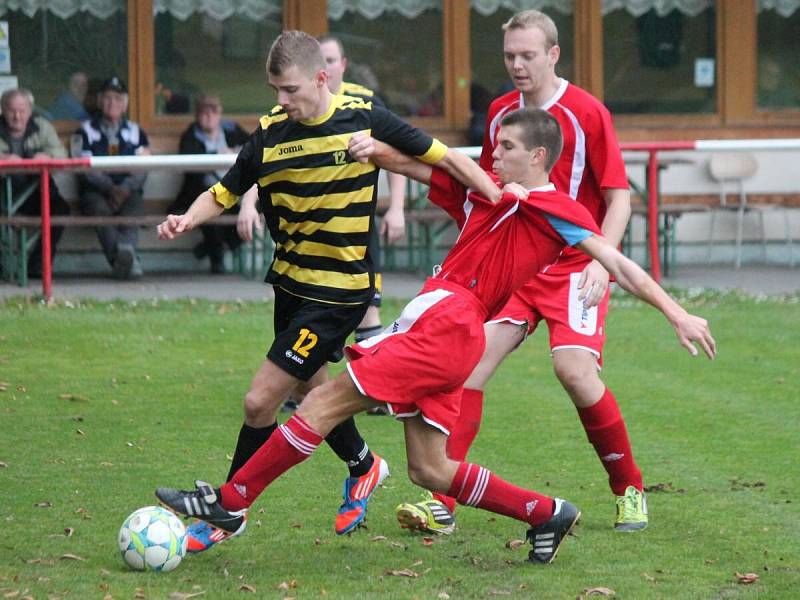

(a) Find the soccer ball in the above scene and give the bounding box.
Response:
[118,506,187,572]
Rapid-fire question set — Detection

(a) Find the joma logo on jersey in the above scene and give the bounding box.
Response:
[278,144,303,156]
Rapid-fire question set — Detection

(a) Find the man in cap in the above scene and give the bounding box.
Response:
[75,77,151,279]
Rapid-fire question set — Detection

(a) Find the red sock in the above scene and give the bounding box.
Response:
[446,462,554,527]
[220,415,323,511]
[433,388,484,513]
[577,387,642,496]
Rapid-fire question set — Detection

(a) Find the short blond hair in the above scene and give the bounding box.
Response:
[267,30,325,77]
[502,10,559,49]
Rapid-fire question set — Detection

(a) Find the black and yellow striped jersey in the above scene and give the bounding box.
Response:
[211,93,447,305]
[337,81,383,107]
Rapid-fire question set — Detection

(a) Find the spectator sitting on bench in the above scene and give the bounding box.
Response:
[75,77,150,280]
[169,93,248,273]
[0,88,71,279]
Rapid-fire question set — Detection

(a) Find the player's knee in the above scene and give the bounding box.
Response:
[406,462,448,492]
[242,389,273,422]
[552,358,598,399]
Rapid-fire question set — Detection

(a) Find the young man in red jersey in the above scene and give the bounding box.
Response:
[156,107,715,565]
[396,9,647,535]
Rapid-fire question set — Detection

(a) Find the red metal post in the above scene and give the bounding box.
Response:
[40,168,52,301]
[646,151,661,283]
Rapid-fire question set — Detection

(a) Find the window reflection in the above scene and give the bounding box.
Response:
[328,4,443,117]
[154,12,281,115]
[757,7,800,110]
[604,6,717,114]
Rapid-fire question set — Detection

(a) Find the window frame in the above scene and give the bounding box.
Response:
[52,0,800,140]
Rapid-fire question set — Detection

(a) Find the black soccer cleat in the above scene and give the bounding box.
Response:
[156,480,247,536]
[526,498,581,564]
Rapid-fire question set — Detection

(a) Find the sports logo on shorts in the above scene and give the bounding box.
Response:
[285,349,305,364]
[568,273,597,336]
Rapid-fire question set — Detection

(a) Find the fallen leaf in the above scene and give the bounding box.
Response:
[3,591,19,598]
[390,542,406,549]
[25,558,55,565]
[422,537,434,546]
[59,553,86,561]
[100,462,114,467]
[277,583,290,591]
[314,538,324,545]
[505,539,525,550]
[76,429,85,435]
[384,569,420,578]
[438,593,450,599]
[735,572,759,584]
[59,393,89,403]
[0,462,7,468]
[239,584,256,592]
[371,536,386,542]
[0,382,9,391]
[291,522,302,529]
[582,587,615,596]
[642,572,655,582]
[34,502,52,508]
[16,386,26,392]
[99,568,110,577]
[134,590,146,599]
[169,592,206,599]
[411,560,423,567]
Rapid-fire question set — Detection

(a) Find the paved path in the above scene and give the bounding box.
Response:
[1,265,798,302]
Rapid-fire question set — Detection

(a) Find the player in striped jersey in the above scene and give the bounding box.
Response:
[156,107,715,565]
[319,36,407,350]
[398,9,648,535]
[156,30,498,551]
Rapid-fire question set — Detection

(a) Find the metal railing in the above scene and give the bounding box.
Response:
[3,139,800,301]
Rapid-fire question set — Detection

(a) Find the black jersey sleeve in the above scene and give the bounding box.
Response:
[370,106,448,165]
[218,127,262,198]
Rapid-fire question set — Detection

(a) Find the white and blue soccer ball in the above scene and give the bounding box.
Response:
[118,506,187,572]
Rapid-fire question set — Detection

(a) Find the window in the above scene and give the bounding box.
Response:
[1,6,128,121]
[757,4,800,110]
[153,5,282,115]
[604,4,717,114]
[328,1,443,117]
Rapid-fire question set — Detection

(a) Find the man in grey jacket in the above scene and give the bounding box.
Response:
[0,88,70,278]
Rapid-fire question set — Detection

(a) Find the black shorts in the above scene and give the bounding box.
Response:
[267,287,369,381]
[369,225,382,308]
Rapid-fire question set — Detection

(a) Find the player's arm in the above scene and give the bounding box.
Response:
[350,133,500,202]
[578,187,632,307]
[157,189,224,240]
[575,234,716,359]
[382,172,407,243]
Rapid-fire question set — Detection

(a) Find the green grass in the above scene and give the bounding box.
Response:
[0,292,798,599]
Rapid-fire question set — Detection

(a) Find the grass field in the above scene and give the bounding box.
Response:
[1,292,798,599]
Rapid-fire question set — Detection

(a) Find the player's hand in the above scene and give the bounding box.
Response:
[380,206,406,244]
[157,214,193,240]
[348,132,375,164]
[577,260,610,308]
[237,201,264,242]
[501,182,528,200]
[673,312,716,359]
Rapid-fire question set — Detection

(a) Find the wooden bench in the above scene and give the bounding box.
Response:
[0,213,272,286]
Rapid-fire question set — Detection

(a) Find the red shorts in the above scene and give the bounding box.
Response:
[345,278,487,435]
[488,267,609,363]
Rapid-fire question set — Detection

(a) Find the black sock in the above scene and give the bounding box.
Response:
[226,422,277,481]
[354,324,383,343]
[325,417,374,478]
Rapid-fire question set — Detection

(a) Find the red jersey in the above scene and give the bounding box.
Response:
[479,80,627,273]
[427,168,600,318]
